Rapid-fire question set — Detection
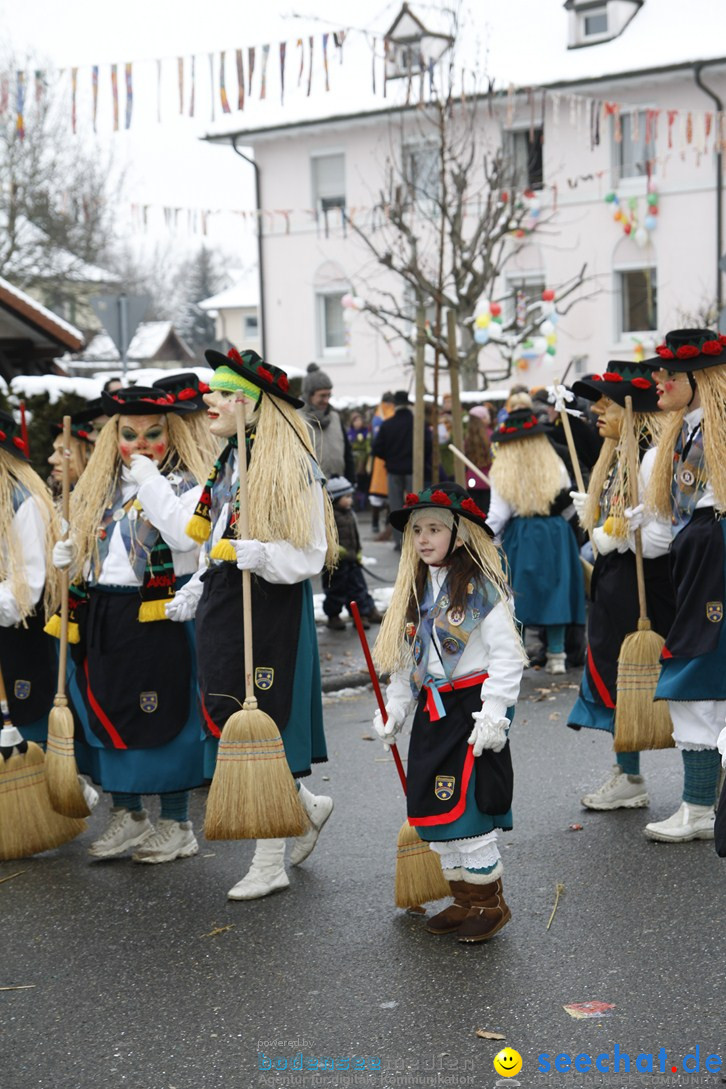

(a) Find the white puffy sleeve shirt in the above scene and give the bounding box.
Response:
[0,496,47,627]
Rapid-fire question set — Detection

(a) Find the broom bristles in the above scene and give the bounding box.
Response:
[394,820,451,908]
[204,708,308,840]
[614,625,674,752]
[45,700,91,818]
[0,742,86,860]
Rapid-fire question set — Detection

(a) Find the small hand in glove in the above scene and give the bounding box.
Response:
[128,453,161,487]
[373,703,407,751]
[468,710,509,756]
[165,593,199,622]
[569,491,588,520]
[234,539,266,571]
[624,503,645,531]
[591,524,623,555]
[52,538,75,570]
[717,724,726,769]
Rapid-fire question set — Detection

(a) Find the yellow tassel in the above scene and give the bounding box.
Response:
[67,621,81,644]
[185,513,211,544]
[138,599,170,623]
[210,538,238,563]
[602,515,628,538]
[44,614,62,639]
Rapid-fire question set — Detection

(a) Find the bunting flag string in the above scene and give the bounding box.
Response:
[307,35,314,97]
[297,38,304,87]
[189,55,195,117]
[259,44,270,101]
[125,62,133,129]
[110,63,119,131]
[248,47,255,95]
[279,43,286,105]
[208,53,215,122]
[219,51,231,113]
[16,70,25,140]
[322,33,330,92]
[236,49,244,110]
[92,64,99,131]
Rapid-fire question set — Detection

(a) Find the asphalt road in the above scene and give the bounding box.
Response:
[2,666,725,1089]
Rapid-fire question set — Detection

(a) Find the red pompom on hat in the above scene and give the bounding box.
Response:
[603,372,623,382]
[655,345,674,359]
[430,489,452,505]
[461,497,485,518]
[257,366,274,383]
[676,344,700,359]
[404,493,419,506]
[631,377,652,389]
[702,340,723,355]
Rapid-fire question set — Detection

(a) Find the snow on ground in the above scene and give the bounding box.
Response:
[313,585,394,624]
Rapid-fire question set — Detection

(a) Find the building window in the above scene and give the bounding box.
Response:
[317,291,346,352]
[311,153,346,214]
[244,314,258,338]
[583,8,608,35]
[504,129,543,191]
[613,111,655,182]
[504,276,546,329]
[617,267,657,335]
[404,144,441,210]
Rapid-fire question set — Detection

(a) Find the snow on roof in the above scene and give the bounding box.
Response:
[200,271,260,311]
[205,0,726,144]
[9,374,103,404]
[0,275,84,347]
[79,321,191,363]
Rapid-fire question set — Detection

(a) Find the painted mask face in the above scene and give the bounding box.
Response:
[411,515,458,566]
[117,415,168,467]
[203,389,258,438]
[590,395,623,441]
[652,368,695,412]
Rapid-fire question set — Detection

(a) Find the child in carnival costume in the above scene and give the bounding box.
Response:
[51,387,209,863]
[566,361,675,810]
[636,329,726,842]
[0,411,59,748]
[323,475,382,631]
[373,483,526,943]
[170,347,339,901]
[487,408,585,674]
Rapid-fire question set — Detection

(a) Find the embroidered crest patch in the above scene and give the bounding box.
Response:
[435,775,455,802]
[680,467,696,488]
[14,679,31,700]
[255,667,274,691]
[140,691,158,713]
[706,601,723,623]
[447,606,466,627]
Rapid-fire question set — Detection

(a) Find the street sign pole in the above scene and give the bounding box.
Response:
[119,295,129,379]
[90,293,150,376]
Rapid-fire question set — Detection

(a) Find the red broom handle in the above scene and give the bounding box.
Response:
[350,600,407,794]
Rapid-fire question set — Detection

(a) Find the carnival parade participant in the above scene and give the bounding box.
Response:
[637,329,726,842]
[0,410,59,746]
[322,475,382,631]
[47,413,95,495]
[51,386,208,863]
[171,347,338,901]
[566,361,675,809]
[373,483,526,943]
[487,408,585,674]
[152,371,221,467]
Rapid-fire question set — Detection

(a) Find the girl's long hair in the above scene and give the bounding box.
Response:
[490,433,564,516]
[0,448,60,621]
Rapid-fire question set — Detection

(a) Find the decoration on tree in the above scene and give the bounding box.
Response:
[604,183,659,248]
[473,298,504,345]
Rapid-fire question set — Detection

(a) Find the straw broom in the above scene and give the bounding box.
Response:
[45,416,90,818]
[350,601,450,909]
[614,396,673,752]
[204,398,307,840]
[0,661,85,860]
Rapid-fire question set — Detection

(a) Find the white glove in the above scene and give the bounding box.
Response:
[717,725,726,769]
[592,524,622,556]
[624,503,645,531]
[52,538,75,570]
[128,453,161,486]
[165,592,199,622]
[569,491,588,520]
[468,711,509,756]
[234,539,266,571]
[373,703,407,751]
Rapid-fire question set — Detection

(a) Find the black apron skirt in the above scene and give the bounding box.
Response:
[663,509,725,659]
[0,607,56,727]
[195,562,302,737]
[407,681,513,826]
[77,588,191,749]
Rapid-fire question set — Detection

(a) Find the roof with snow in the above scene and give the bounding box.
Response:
[0,276,85,379]
[77,321,197,365]
[200,270,260,311]
[203,0,726,143]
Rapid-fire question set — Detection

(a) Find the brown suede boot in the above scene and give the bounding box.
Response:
[425,881,476,935]
[455,879,511,943]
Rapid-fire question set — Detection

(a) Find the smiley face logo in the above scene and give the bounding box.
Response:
[493,1048,522,1078]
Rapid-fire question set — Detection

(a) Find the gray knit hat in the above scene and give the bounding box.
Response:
[302,363,333,399]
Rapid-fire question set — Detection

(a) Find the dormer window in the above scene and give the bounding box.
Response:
[384,3,453,82]
[565,0,643,49]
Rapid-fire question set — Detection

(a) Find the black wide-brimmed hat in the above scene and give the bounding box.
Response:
[204,347,303,408]
[152,371,210,410]
[492,407,547,444]
[389,481,492,536]
[101,385,198,417]
[50,411,96,446]
[642,328,726,372]
[572,360,660,412]
[0,410,29,461]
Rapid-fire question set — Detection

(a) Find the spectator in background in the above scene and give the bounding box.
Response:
[322,476,382,631]
[464,405,492,514]
[103,377,123,394]
[298,364,355,482]
[346,411,371,511]
[368,392,395,535]
[371,390,432,550]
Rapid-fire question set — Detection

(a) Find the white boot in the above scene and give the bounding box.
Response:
[545,652,567,675]
[288,782,334,866]
[227,839,289,900]
[644,802,715,843]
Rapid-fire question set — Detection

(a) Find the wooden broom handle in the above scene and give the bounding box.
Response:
[57,416,72,699]
[624,396,648,622]
[559,403,598,560]
[448,443,490,487]
[235,399,257,708]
